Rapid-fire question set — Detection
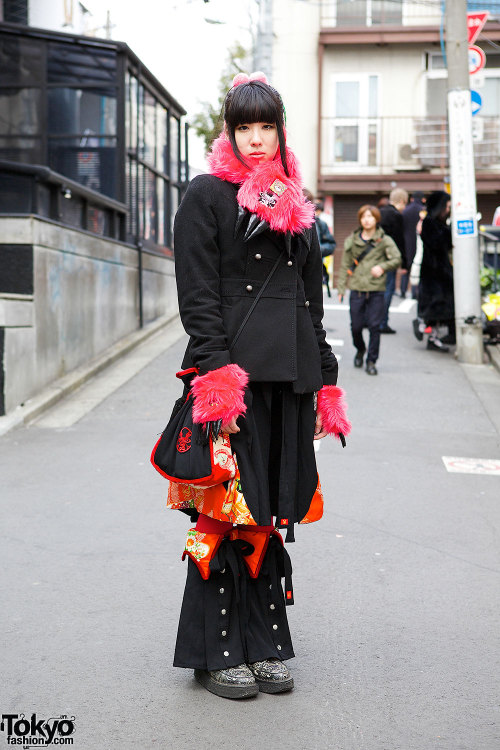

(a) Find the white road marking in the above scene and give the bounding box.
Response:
[442,456,500,476]
[327,338,344,347]
[324,299,417,314]
[33,320,185,428]
[314,440,321,452]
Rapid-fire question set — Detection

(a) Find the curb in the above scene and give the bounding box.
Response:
[0,313,180,437]
[485,342,500,376]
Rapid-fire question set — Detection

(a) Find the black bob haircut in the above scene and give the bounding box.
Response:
[223,80,289,177]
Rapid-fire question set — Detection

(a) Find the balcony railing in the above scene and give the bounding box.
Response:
[320,116,500,173]
[321,0,442,28]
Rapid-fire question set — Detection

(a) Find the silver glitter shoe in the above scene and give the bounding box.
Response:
[194,664,259,699]
[248,658,294,693]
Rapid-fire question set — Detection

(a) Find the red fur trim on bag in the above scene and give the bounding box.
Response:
[191,364,249,426]
[207,133,314,235]
[317,386,352,440]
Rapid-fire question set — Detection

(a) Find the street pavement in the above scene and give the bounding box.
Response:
[1,295,500,750]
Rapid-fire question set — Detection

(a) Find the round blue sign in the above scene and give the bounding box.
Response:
[471,89,482,116]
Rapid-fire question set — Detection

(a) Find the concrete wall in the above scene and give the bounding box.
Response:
[0,217,177,415]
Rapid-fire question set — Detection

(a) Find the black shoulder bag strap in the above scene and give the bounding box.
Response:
[347,240,374,277]
[229,249,285,350]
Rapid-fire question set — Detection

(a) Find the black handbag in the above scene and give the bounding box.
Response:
[151,249,285,485]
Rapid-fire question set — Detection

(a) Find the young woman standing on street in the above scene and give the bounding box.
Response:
[337,205,401,376]
[167,72,350,699]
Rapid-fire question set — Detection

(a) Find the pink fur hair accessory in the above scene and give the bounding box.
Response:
[232,71,268,88]
[317,385,352,442]
[191,363,249,427]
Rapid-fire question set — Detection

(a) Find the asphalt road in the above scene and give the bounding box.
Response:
[1,297,499,750]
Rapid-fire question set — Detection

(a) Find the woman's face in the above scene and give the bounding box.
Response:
[234,122,279,164]
[360,210,377,231]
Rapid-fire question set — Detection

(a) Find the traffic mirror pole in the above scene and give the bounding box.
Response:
[445,0,484,364]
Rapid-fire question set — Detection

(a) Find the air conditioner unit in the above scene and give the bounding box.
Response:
[398,143,414,162]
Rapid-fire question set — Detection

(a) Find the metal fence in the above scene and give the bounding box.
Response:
[321,0,442,28]
[320,115,500,172]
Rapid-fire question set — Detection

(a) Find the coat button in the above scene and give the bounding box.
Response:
[246,285,253,292]
[277,645,282,651]
[221,630,227,636]
[221,609,226,615]
[305,300,310,307]
[224,650,229,657]
[270,604,275,610]
[287,260,293,266]
[219,588,224,594]
[255,253,262,260]
[273,624,278,630]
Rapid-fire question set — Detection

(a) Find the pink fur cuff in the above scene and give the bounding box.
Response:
[317,385,352,441]
[191,364,249,426]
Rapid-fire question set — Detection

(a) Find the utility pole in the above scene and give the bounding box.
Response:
[253,0,273,78]
[445,0,484,364]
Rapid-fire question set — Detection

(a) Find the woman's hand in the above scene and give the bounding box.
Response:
[314,412,328,440]
[370,264,384,278]
[221,416,240,434]
[338,293,344,303]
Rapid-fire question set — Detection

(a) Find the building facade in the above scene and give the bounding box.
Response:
[271,0,500,262]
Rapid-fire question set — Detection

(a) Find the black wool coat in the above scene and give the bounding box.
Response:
[173,174,338,393]
[380,203,407,268]
[418,216,454,323]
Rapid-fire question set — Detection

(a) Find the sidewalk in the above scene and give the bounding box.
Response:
[1,296,499,750]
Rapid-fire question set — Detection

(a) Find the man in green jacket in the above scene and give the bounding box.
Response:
[337,204,401,375]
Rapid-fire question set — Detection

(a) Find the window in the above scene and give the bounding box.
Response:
[329,74,379,166]
[336,0,402,26]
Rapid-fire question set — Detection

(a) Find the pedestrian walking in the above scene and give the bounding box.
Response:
[337,205,401,375]
[167,72,350,699]
[413,191,455,352]
[379,188,408,333]
[402,191,426,299]
[314,201,336,297]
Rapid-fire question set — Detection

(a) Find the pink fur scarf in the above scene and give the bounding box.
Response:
[207,133,314,235]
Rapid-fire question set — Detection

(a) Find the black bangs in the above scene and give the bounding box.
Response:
[223,80,289,176]
[224,82,282,129]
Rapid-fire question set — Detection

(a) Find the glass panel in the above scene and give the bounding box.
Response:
[0,136,42,163]
[48,136,117,197]
[137,84,145,160]
[48,42,117,86]
[126,157,137,238]
[170,186,179,240]
[144,90,156,167]
[426,78,447,117]
[87,206,109,236]
[335,125,358,162]
[481,78,500,116]
[170,116,180,181]
[336,0,367,26]
[0,34,43,86]
[126,73,138,153]
[157,106,167,173]
[368,76,378,117]
[144,169,157,241]
[157,177,165,246]
[336,82,359,117]
[60,194,84,227]
[0,88,41,135]
[48,89,117,136]
[368,123,377,166]
[137,163,145,237]
[0,173,32,213]
[371,0,402,25]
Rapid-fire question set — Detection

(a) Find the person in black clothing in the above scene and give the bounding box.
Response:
[379,187,408,333]
[415,190,455,352]
[402,191,426,299]
[314,202,336,297]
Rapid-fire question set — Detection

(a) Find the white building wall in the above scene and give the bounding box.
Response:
[272,0,320,194]
[29,0,93,35]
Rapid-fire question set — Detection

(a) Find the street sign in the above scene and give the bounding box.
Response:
[471,89,482,115]
[472,116,484,142]
[467,11,489,44]
[447,89,478,239]
[469,44,486,74]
